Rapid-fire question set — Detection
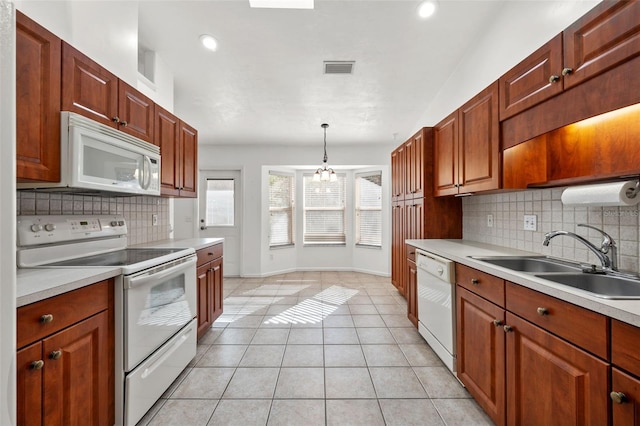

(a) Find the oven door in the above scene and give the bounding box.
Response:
[123,255,196,371]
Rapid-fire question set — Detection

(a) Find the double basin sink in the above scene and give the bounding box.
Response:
[471,256,640,299]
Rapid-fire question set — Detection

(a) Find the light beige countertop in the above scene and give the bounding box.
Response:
[16,267,121,308]
[407,239,640,327]
[131,237,224,251]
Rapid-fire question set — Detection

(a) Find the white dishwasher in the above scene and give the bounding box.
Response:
[416,249,456,373]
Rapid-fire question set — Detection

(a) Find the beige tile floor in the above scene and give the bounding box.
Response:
[138,271,493,426]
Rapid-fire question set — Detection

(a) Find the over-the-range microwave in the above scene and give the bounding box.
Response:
[18,112,161,196]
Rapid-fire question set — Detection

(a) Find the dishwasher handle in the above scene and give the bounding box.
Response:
[416,250,455,284]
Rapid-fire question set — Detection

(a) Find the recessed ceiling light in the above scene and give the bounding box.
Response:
[417,0,438,19]
[199,34,218,51]
[249,0,313,9]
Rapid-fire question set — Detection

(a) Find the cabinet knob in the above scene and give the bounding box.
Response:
[120,120,128,127]
[503,325,513,333]
[471,278,479,285]
[561,67,573,76]
[493,319,503,327]
[49,350,62,360]
[30,360,44,370]
[40,314,54,324]
[610,391,627,404]
[536,307,549,316]
[112,116,120,123]
[549,75,560,83]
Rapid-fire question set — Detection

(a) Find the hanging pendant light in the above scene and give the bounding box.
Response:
[313,123,337,182]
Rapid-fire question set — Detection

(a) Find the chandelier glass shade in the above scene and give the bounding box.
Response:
[313,123,337,182]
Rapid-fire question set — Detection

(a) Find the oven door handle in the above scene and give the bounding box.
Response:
[125,256,196,289]
[140,323,195,379]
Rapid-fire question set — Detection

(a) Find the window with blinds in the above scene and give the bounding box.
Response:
[355,171,382,247]
[269,173,295,247]
[303,174,346,244]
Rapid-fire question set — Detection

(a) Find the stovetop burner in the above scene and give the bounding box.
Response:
[45,248,189,267]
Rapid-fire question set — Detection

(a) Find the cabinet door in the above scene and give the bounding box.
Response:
[118,81,154,142]
[611,367,640,426]
[16,11,61,183]
[433,111,458,196]
[563,0,640,89]
[405,130,425,199]
[458,81,500,193]
[391,148,404,202]
[17,342,43,426]
[211,257,224,322]
[456,286,506,426]
[42,311,112,426]
[179,121,198,198]
[499,34,564,120]
[406,197,424,241]
[197,263,213,339]
[155,105,181,197]
[505,312,609,425]
[391,202,404,291]
[61,42,118,128]
[406,259,418,327]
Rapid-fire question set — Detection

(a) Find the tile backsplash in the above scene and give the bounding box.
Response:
[17,191,171,245]
[462,187,640,273]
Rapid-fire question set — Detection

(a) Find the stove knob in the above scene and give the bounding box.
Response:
[44,224,56,232]
[110,221,118,227]
[30,224,43,232]
[118,221,125,226]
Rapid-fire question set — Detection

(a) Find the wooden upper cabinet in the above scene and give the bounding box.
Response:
[435,82,499,196]
[16,11,61,183]
[62,42,118,128]
[179,121,198,198]
[404,129,426,199]
[563,0,640,89]
[391,145,405,201]
[433,110,458,196]
[499,34,564,120]
[118,80,154,143]
[154,105,198,198]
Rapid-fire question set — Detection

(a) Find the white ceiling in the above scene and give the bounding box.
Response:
[138,0,506,146]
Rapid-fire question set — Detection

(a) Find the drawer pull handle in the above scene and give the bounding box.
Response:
[561,67,573,76]
[536,307,549,316]
[610,392,627,404]
[30,360,44,370]
[503,325,513,333]
[208,252,214,256]
[549,74,560,83]
[40,314,54,324]
[49,350,62,360]
[471,278,479,285]
[493,320,503,327]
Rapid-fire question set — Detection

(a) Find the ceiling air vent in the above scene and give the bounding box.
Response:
[324,61,355,75]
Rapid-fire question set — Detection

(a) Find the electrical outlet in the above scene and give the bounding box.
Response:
[524,214,537,231]
[152,214,158,226]
[487,214,494,228]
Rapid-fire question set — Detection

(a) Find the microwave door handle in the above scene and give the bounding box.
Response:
[142,155,152,190]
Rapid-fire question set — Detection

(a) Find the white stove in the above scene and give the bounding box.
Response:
[17,215,198,426]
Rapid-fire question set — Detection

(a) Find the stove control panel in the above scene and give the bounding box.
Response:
[17,215,127,247]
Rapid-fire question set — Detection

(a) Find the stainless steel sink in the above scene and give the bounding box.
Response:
[533,273,640,299]
[472,256,581,273]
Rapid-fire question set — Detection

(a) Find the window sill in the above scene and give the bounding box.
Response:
[355,244,382,250]
[303,243,347,247]
[269,244,295,250]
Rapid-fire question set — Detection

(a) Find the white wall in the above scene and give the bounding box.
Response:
[188,143,393,277]
[416,0,600,127]
[0,1,16,423]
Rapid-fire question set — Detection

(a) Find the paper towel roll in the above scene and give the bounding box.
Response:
[561,181,640,207]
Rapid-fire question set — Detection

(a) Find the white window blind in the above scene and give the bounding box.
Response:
[303,174,346,244]
[355,172,382,247]
[269,173,294,247]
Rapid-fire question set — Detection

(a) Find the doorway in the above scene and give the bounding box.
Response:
[199,170,242,276]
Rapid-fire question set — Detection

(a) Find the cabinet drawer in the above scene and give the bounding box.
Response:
[456,264,505,307]
[406,246,416,262]
[196,243,223,267]
[505,282,608,360]
[17,279,110,349]
[611,319,640,377]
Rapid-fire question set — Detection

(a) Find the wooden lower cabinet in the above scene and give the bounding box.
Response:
[505,312,609,425]
[456,286,506,425]
[16,280,114,426]
[611,368,640,425]
[196,244,224,339]
[457,266,610,426]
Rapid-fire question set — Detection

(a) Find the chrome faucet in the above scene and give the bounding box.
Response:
[543,224,618,271]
